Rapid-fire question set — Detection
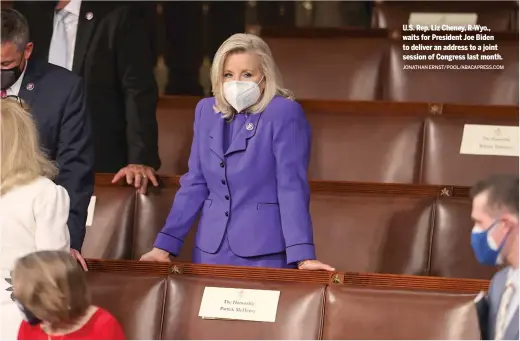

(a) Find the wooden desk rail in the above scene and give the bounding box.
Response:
[156,96,519,120]
[85,259,490,294]
[95,173,471,198]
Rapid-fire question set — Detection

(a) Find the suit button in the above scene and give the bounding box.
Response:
[225,211,229,217]
[225,195,230,200]
[221,179,226,185]
[220,162,225,168]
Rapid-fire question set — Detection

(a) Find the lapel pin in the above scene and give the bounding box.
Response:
[26,83,34,91]
[246,123,254,131]
[86,12,94,20]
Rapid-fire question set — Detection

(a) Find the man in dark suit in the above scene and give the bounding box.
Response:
[14,0,161,193]
[1,8,93,267]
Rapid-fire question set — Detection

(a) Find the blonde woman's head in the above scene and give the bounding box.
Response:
[12,250,91,326]
[1,97,57,195]
[211,33,293,119]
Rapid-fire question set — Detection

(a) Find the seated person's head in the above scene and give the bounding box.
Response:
[471,174,519,267]
[211,33,293,117]
[0,97,57,195]
[1,8,33,90]
[12,250,91,328]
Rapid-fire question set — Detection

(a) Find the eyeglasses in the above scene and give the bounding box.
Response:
[1,95,29,110]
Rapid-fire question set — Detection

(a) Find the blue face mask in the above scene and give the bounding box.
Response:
[471,220,509,266]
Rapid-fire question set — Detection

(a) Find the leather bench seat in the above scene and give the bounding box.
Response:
[155,98,518,186]
[430,198,497,279]
[306,112,423,183]
[260,29,518,105]
[264,36,387,101]
[311,192,432,275]
[85,270,481,339]
[82,186,136,259]
[84,181,499,280]
[421,116,519,186]
[323,286,480,339]
[162,276,324,340]
[87,272,165,340]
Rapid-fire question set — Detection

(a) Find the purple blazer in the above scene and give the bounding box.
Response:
[154,96,316,264]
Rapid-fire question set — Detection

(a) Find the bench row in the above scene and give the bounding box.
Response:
[83,176,499,280]
[156,97,519,184]
[85,260,485,340]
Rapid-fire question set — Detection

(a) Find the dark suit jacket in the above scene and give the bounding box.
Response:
[19,59,94,251]
[14,1,160,172]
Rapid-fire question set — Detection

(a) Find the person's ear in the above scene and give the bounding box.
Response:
[502,213,518,232]
[23,42,34,61]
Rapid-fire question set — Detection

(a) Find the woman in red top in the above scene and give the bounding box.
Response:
[12,250,125,340]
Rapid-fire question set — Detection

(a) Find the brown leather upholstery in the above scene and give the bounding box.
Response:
[421,116,519,186]
[260,29,519,104]
[373,1,517,32]
[82,186,136,259]
[134,187,197,261]
[85,269,481,340]
[155,100,518,183]
[87,272,166,340]
[322,286,481,339]
[162,276,325,339]
[306,112,423,183]
[311,192,433,275]
[264,37,386,101]
[430,198,499,279]
[155,103,194,176]
[87,181,501,280]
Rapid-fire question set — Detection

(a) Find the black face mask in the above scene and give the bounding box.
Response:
[1,62,23,90]
[15,299,42,325]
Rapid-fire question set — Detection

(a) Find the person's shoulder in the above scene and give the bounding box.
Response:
[32,59,81,85]
[490,266,511,288]
[196,97,219,119]
[196,97,216,110]
[17,319,41,340]
[93,307,119,323]
[91,307,125,337]
[33,177,70,203]
[263,96,306,123]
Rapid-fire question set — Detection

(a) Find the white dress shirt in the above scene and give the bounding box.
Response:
[5,62,27,97]
[49,0,82,71]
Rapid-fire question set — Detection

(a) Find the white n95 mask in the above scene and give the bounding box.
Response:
[223,78,263,113]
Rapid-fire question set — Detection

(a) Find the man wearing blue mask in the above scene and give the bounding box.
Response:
[470,174,519,340]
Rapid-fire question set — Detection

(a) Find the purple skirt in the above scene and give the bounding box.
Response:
[192,230,297,269]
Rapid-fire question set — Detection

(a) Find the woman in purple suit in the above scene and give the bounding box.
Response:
[140,33,333,271]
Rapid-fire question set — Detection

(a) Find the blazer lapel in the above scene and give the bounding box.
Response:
[225,113,261,157]
[18,61,43,109]
[209,116,225,160]
[72,2,97,74]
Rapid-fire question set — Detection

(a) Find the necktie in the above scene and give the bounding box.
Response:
[1,89,6,98]
[495,280,515,340]
[48,10,69,69]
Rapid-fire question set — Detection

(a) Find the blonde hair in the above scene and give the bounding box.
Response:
[12,250,91,326]
[211,33,294,119]
[1,97,58,195]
